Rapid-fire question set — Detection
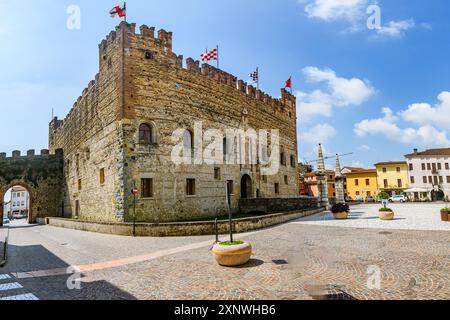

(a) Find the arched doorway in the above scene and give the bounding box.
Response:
[240,174,253,199]
[432,189,445,201]
[1,183,33,225]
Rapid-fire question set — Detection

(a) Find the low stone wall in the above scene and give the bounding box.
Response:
[47,208,324,237]
[239,197,318,215]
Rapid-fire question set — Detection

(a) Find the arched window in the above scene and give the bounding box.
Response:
[139,123,153,144]
[183,129,194,159]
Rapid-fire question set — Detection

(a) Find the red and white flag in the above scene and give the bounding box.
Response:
[201,48,218,62]
[110,3,126,18]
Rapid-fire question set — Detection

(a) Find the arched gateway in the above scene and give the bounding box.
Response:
[0,149,64,226]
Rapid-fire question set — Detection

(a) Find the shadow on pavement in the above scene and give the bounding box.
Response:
[1,243,137,300]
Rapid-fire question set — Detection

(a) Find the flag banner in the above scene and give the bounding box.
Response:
[201,48,218,62]
[249,69,259,83]
[110,4,126,18]
[285,77,292,89]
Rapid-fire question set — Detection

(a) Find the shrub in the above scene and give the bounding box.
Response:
[379,207,393,212]
[219,241,244,246]
[441,208,450,213]
[378,192,390,200]
[331,203,350,214]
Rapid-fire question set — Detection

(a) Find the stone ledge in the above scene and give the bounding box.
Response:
[47,208,324,237]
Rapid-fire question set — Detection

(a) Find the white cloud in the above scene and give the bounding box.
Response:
[299,123,337,145]
[358,145,371,150]
[376,19,415,38]
[303,66,375,106]
[303,0,368,27]
[296,90,333,120]
[350,161,365,168]
[296,67,375,121]
[399,91,450,129]
[354,107,450,147]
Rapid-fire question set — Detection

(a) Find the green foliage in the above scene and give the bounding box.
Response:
[441,208,450,213]
[378,192,390,200]
[219,241,244,246]
[379,207,393,212]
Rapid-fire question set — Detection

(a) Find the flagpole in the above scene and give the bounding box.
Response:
[216,45,220,69]
[257,67,259,90]
[124,2,127,22]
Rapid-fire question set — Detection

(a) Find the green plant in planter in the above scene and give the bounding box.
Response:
[441,207,450,213]
[379,207,393,212]
[331,203,350,214]
[219,241,244,246]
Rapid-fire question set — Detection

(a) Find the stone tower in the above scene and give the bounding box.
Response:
[334,154,345,204]
[315,144,329,207]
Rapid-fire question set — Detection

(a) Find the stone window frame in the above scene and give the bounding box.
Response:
[186,178,196,197]
[141,177,154,199]
[138,121,158,145]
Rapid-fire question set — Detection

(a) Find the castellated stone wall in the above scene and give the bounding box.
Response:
[0,149,64,225]
[49,22,300,223]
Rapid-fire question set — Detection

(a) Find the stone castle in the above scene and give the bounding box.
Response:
[1,22,302,224]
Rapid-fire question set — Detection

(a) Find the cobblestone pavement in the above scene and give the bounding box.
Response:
[0,205,449,300]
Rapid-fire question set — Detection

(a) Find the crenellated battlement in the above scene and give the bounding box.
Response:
[52,21,297,144]
[100,22,297,118]
[0,149,63,161]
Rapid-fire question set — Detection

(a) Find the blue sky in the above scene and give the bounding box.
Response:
[0,0,449,170]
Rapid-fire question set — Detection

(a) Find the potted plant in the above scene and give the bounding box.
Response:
[440,207,450,222]
[212,206,252,267]
[331,203,350,220]
[379,207,395,220]
[212,240,253,267]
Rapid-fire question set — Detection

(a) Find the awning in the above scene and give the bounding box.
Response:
[404,188,431,193]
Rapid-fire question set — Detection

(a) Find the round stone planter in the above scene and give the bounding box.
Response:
[440,211,449,222]
[379,211,394,220]
[212,242,252,267]
[333,212,349,220]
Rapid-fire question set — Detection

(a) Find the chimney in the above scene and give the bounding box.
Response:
[413,148,418,154]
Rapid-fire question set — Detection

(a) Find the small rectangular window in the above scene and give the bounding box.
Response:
[141,178,154,198]
[99,168,105,185]
[445,163,449,170]
[365,179,370,186]
[422,163,426,170]
[227,180,234,195]
[274,183,280,195]
[383,168,387,173]
[186,179,196,196]
[447,176,450,183]
[409,163,413,171]
[397,179,402,188]
[284,175,288,185]
[410,176,415,184]
[355,179,359,186]
[439,176,443,184]
[423,176,427,183]
[396,167,400,172]
[214,167,221,180]
[78,179,82,191]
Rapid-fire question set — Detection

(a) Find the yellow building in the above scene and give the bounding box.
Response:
[345,169,378,201]
[374,161,409,195]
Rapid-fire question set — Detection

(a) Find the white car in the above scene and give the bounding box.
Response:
[389,195,406,203]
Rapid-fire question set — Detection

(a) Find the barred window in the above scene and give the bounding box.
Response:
[141,178,154,198]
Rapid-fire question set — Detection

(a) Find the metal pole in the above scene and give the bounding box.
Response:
[215,218,219,243]
[133,193,136,237]
[226,182,233,242]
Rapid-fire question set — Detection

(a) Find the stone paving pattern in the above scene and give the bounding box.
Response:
[0,203,449,300]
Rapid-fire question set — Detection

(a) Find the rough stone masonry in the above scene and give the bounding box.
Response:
[45,21,303,223]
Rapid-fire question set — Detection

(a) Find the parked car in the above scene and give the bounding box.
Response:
[389,195,407,203]
[355,195,364,202]
[366,196,376,203]
[2,216,10,225]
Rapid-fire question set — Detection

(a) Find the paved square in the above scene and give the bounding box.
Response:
[1,203,449,300]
